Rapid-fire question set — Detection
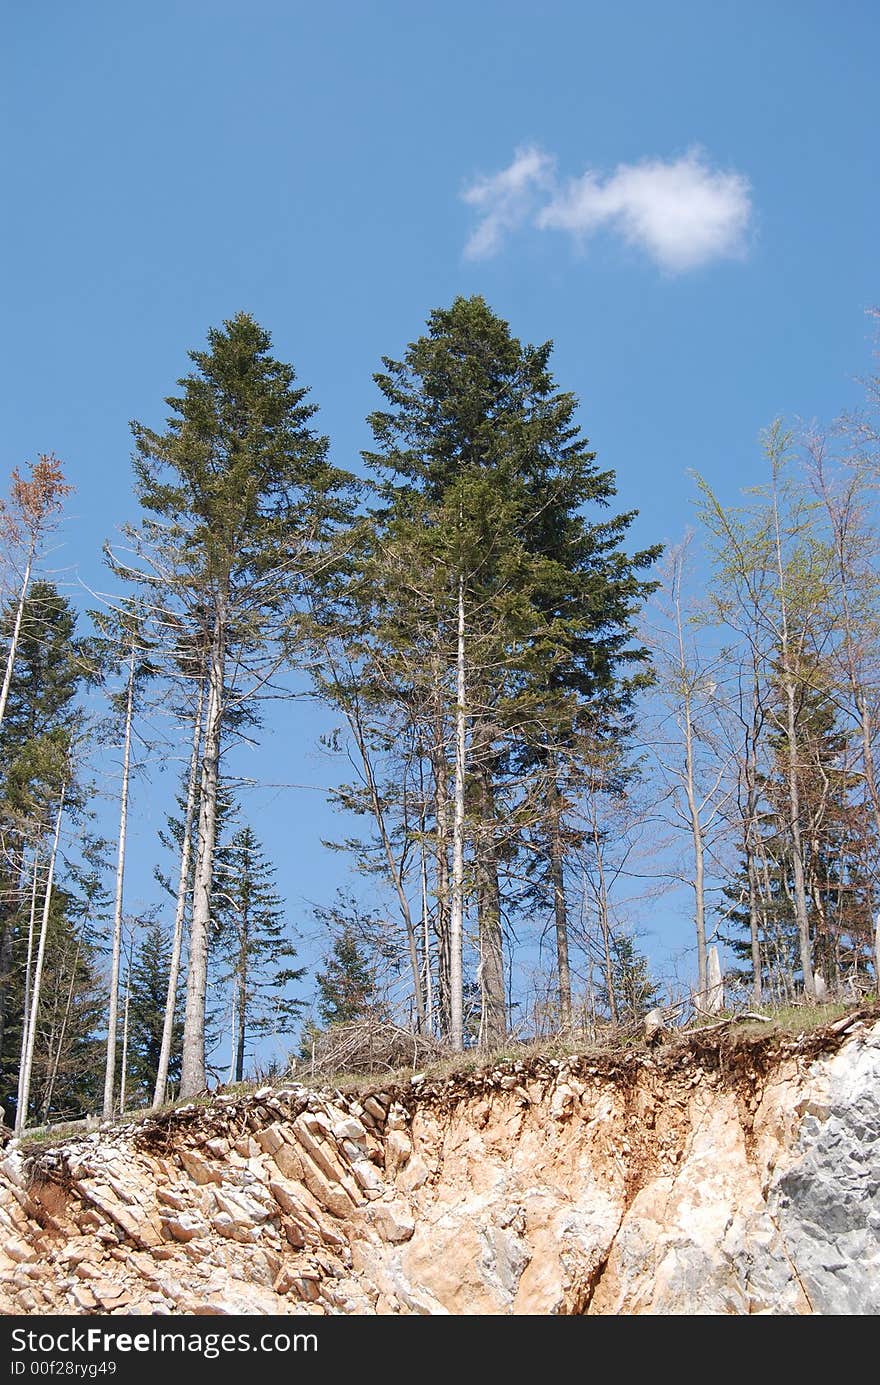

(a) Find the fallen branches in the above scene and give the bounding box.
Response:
[298,1017,447,1078]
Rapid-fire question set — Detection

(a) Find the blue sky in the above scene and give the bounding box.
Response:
[3,2,878,1041]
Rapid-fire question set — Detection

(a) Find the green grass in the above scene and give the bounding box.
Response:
[731,1000,850,1037]
[17,1119,96,1152]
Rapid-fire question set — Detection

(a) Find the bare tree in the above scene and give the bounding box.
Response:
[647,537,733,1001]
[0,456,71,734]
[15,791,64,1135]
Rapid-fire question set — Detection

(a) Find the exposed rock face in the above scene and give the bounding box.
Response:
[1,1014,878,1316]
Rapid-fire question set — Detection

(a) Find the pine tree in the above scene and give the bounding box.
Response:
[25,882,105,1124]
[315,927,379,1027]
[213,824,304,1082]
[323,295,658,1046]
[0,582,92,1118]
[123,312,354,1096]
[721,667,875,997]
[125,918,184,1107]
[598,935,661,1025]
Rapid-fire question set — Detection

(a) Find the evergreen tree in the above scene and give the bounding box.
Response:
[721,666,876,997]
[315,926,379,1027]
[0,582,93,1117]
[323,295,658,1046]
[598,934,661,1025]
[125,917,183,1106]
[122,312,354,1096]
[26,883,105,1123]
[213,824,304,1082]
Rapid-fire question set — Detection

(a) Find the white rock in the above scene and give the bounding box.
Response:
[368,1199,415,1244]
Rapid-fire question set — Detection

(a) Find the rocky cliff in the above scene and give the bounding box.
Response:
[2,1009,878,1316]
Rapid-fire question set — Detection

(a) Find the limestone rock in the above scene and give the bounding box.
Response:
[1,1014,878,1317]
[178,1149,223,1186]
[384,1129,412,1175]
[368,1199,416,1244]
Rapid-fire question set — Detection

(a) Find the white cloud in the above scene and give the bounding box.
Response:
[461,144,555,261]
[538,150,751,271]
[461,146,752,272]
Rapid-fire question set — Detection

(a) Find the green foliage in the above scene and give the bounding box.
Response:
[212,823,305,1081]
[315,926,380,1028]
[129,311,354,629]
[0,582,88,821]
[0,583,100,1122]
[4,884,105,1126]
[599,934,661,1023]
[317,295,661,1036]
[362,294,660,719]
[124,917,183,1107]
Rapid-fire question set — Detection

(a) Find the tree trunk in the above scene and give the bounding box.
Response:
[181,612,226,1099]
[593,829,617,1024]
[0,913,13,1076]
[343,685,425,1031]
[547,772,572,1030]
[16,790,64,1135]
[227,989,237,1085]
[0,547,36,1076]
[103,646,136,1119]
[153,679,204,1108]
[672,564,708,1001]
[432,730,452,1038]
[0,540,34,733]
[14,849,40,1118]
[476,759,505,1049]
[746,843,763,1006]
[449,576,466,1051]
[785,678,815,998]
[40,935,80,1122]
[418,755,434,1034]
[769,458,815,1002]
[233,895,248,1085]
[682,694,708,1001]
[235,956,247,1084]
[745,711,763,1005]
[119,952,131,1115]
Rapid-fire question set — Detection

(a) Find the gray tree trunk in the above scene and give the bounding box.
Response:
[119,957,131,1115]
[547,773,572,1029]
[476,760,505,1049]
[180,613,226,1099]
[785,677,815,998]
[153,679,204,1108]
[593,830,617,1025]
[449,576,466,1051]
[432,724,452,1038]
[103,647,136,1119]
[16,791,64,1135]
[15,850,40,1120]
[418,759,435,1034]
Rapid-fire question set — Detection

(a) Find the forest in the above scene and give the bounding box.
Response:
[2,296,879,1135]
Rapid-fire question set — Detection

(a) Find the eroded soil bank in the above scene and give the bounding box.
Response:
[2,1010,878,1315]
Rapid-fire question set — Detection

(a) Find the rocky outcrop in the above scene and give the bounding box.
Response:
[1,1010,878,1315]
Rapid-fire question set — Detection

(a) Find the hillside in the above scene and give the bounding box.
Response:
[1,1007,878,1315]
